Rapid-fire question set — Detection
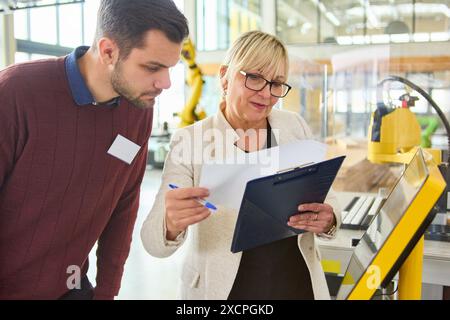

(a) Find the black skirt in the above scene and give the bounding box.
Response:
[228,236,314,300]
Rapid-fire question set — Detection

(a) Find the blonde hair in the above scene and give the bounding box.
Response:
[221,31,289,92]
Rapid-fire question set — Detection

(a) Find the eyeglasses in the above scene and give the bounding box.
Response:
[240,71,292,98]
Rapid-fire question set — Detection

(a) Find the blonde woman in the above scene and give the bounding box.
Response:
[141,31,341,300]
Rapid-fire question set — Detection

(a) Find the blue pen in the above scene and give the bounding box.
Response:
[168,184,217,211]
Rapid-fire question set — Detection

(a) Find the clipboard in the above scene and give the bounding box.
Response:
[230,156,346,253]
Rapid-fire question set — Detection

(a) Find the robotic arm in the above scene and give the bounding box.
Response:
[177,38,206,128]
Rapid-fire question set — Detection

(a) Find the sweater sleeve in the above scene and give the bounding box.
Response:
[93,143,148,300]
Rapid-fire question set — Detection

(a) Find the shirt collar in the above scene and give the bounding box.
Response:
[65,46,120,107]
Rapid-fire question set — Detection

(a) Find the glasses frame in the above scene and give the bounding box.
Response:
[239,70,292,98]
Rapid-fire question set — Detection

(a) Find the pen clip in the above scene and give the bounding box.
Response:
[277,162,314,174]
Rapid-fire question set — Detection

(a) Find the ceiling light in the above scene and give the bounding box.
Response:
[413,33,430,42]
[371,34,390,44]
[336,36,353,45]
[390,33,410,43]
[430,32,449,41]
[352,35,367,45]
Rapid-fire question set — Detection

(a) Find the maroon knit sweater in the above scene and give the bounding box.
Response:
[0,58,153,299]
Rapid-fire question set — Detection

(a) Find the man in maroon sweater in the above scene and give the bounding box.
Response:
[0,0,188,299]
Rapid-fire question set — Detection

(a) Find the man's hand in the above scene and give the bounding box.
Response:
[165,187,212,240]
[287,203,336,234]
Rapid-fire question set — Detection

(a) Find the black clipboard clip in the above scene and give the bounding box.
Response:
[277,162,315,174]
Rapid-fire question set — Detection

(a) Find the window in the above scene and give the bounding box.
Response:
[276,0,450,45]
[13,9,28,40]
[335,90,348,113]
[30,6,57,45]
[276,0,319,44]
[83,0,100,46]
[155,63,186,129]
[196,0,262,51]
[59,3,83,48]
[14,52,30,63]
[14,0,90,61]
[432,89,450,114]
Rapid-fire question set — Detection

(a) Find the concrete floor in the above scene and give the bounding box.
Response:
[87,167,188,300]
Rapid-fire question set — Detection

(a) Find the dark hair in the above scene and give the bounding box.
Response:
[94,0,189,59]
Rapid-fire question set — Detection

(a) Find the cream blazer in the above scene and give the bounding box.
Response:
[141,108,341,300]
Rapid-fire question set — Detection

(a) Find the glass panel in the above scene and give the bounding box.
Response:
[335,90,349,113]
[59,3,83,48]
[432,89,450,114]
[83,0,101,46]
[336,149,429,300]
[277,0,318,44]
[330,59,450,138]
[372,0,414,43]
[335,0,414,45]
[14,9,28,40]
[411,90,429,113]
[282,56,326,138]
[415,0,450,38]
[197,0,262,51]
[14,52,30,63]
[229,0,261,44]
[201,75,222,117]
[320,0,363,44]
[277,0,450,45]
[30,6,57,44]
[154,63,186,129]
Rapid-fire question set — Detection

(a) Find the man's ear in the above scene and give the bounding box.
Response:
[219,65,228,92]
[97,37,119,66]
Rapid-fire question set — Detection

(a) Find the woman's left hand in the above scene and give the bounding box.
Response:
[287,203,336,234]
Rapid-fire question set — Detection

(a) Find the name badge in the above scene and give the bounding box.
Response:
[107,134,141,165]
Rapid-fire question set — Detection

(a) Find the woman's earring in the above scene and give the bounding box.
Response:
[223,90,227,97]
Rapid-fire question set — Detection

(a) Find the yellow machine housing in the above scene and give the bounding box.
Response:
[356,77,448,299]
[338,149,446,300]
[362,99,446,299]
[368,108,422,164]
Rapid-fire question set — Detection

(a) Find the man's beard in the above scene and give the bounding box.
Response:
[111,63,161,110]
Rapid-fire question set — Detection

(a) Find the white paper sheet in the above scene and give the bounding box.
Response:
[199,139,327,210]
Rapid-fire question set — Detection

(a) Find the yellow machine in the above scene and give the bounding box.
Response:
[337,148,446,300]
[368,102,441,165]
[368,76,449,166]
[358,75,450,300]
[178,38,206,127]
[369,107,421,164]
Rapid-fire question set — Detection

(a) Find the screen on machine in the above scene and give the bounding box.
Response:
[336,150,429,300]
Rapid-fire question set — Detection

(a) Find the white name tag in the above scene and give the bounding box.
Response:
[107,134,141,165]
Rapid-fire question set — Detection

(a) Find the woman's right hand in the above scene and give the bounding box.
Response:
[165,187,212,241]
